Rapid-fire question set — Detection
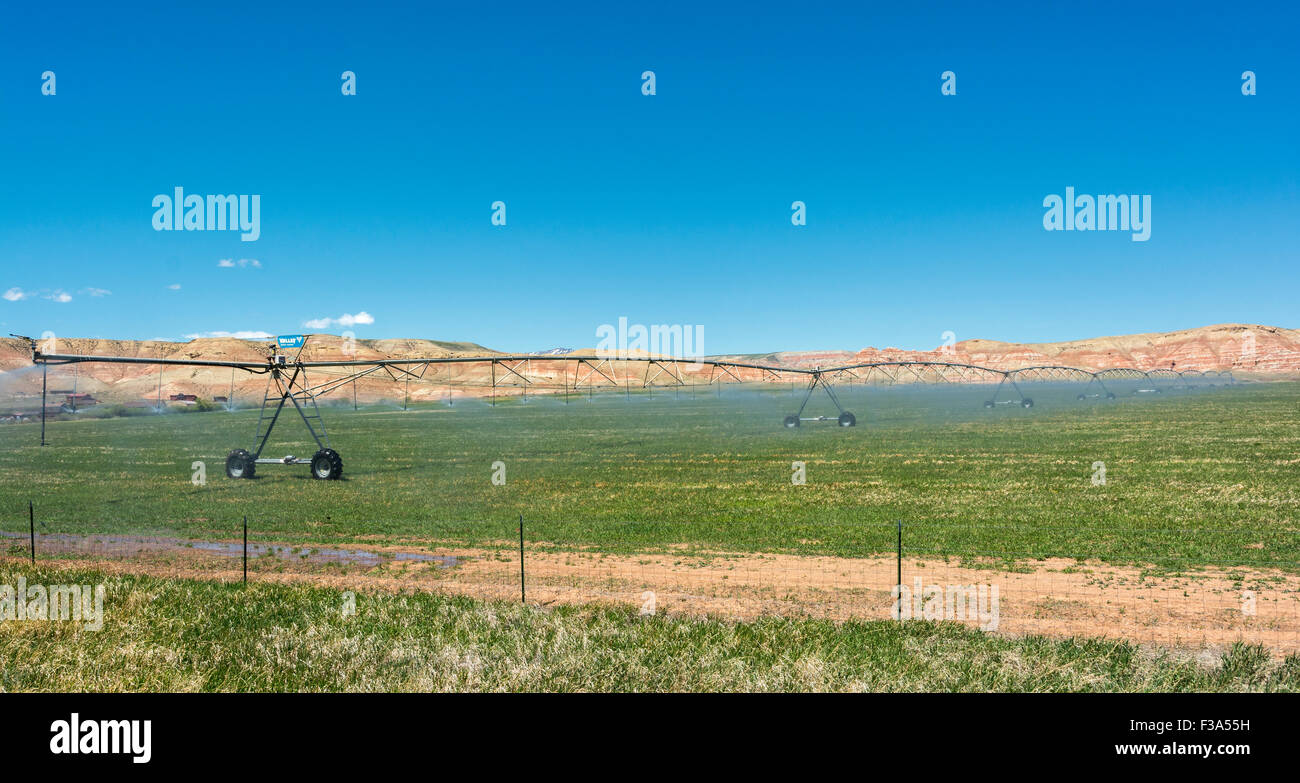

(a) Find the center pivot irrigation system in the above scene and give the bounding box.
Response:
[18,334,1236,480]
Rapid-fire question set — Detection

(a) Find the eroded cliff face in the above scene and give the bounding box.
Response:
[847,324,1299,375]
[0,323,1294,406]
[0,335,498,406]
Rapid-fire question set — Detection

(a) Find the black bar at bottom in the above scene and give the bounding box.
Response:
[0,693,1284,770]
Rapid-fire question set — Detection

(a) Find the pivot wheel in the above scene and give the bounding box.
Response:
[837,411,856,427]
[1077,393,1086,400]
[226,449,256,479]
[310,448,344,480]
[783,415,800,428]
[1021,398,1034,408]
[983,400,994,409]
[1106,392,1116,399]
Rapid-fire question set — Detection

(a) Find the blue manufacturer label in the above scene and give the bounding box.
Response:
[277,334,305,349]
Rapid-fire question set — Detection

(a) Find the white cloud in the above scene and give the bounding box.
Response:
[304,311,374,329]
[5,286,107,303]
[167,284,182,290]
[339,311,374,326]
[218,258,261,268]
[183,330,274,340]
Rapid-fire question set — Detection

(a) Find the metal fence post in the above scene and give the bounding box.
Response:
[896,519,902,617]
[518,513,525,604]
[242,516,248,584]
[40,364,47,446]
[29,500,36,565]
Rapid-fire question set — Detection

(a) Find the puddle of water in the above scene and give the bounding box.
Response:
[1,530,461,568]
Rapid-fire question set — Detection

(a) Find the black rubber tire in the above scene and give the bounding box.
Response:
[983,400,994,409]
[1106,392,1116,399]
[1021,398,1034,408]
[310,448,344,480]
[838,411,856,427]
[226,449,255,479]
[783,415,800,428]
[1077,394,1086,400]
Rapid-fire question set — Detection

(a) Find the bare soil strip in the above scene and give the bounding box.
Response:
[6,534,1298,653]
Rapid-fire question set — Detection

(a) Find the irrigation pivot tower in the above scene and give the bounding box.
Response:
[225,334,343,480]
[783,369,856,427]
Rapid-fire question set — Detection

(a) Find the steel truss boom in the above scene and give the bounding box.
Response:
[29,349,1235,382]
[27,349,1237,396]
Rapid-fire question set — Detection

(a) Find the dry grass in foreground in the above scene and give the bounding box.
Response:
[2,564,1298,692]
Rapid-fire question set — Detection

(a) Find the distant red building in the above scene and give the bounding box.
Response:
[65,393,99,407]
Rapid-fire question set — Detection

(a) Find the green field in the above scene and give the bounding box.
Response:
[3,382,1298,691]
[1,382,1297,569]
[2,564,1297,692]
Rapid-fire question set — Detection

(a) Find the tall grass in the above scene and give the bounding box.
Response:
[1,565,1297,692]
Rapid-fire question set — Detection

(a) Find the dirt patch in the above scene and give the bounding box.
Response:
[6,535,1298,654]
[0,531,460,568]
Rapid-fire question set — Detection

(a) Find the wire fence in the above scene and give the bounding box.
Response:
[4,503,1299,654]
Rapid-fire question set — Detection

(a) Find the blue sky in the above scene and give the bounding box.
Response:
[0,1,1296,354]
